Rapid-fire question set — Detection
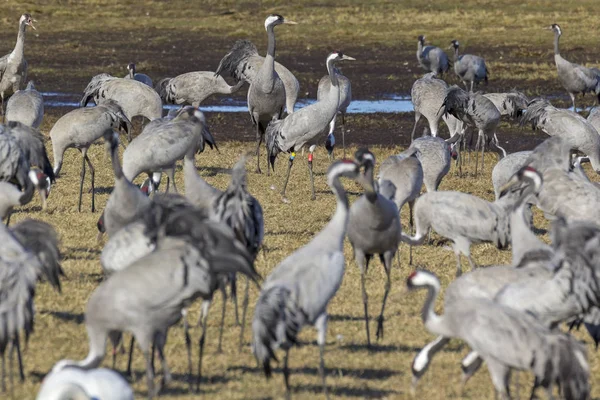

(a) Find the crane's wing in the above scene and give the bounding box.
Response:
[0,131,29,188]
[7,122,55,182]
[215,40,261,83]
[573,65,600,89]
[0,53,8,82]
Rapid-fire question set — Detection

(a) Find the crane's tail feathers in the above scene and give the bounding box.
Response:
[11,219,63,292]
[553,334,590,400]
[442,85,470,121]
[80,73,113,107]
[252,286,300,378]
[154,77,173,103]
[215,40,259,81]
[201,125,219,153]
[520,98,551,129]
[265,120,284,172]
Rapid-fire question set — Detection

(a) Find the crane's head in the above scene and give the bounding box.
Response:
[28,168,51,211]
[449,40,459,49]
[498,165,543,199]
[20,13,36,30]
[418,35,425,44]
[406,270,440,291]
[264,14,297,31]
[327,51,356,64]
[127,63,136,73]
[354,148,375,168]
[547,23,562,36]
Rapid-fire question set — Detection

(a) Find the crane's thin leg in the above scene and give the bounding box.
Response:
[357,252,371,347]
[197,300,210,392]
[460,352,483,391]
[8,340,13,389]
[78,152,86,212]
[307,154,316,201]
[166,168,177,193]
[126,336,135,378]
[283,348,291,399]
[480,134,486,175]
[255,124,263,174]
[408,200,414,265]
[84,152,95,212]
[470,80,474,92]
[340,113,347,159]
[453,243,463,277]
[142,348,156,399]
[155,335,172,392]
[1,353,5,392]
[182,309,193,392]
[217,285,227,354]
[315,313,329,399]
[376,252,393,341]
[14,335,23,382]
[411,112,421,142]
[570,93,576,112]
[231,273,240,326]
[280,154,295,201]
[238,276,250,351]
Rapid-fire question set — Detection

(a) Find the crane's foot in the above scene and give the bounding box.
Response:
[375,316,385,340]
[255,167,262,174]
[281,196,290,204]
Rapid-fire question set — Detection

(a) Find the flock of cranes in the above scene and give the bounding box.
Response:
[2,9,600,400]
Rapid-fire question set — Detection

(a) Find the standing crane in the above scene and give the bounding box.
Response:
[50,101,130,212]
[347,149,402,346]
[449,40,488,92]
[5,81,43,128]
[0,13,36,118]
[266,52,355,201]
[416,35,450,76]
[548,24,600,111]
[215,15,297,173]
[252,159,370,398]
[124,63,153,87]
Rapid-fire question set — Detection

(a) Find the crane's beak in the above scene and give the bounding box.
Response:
[28,19,37,30]
[498,174,521,198]
[283,19,298,25]
[342,55,356,61]
[354,172,374,193]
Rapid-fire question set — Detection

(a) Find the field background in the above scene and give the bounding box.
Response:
[2,0,600,399]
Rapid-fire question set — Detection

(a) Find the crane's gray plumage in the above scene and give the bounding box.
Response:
[410,73,464,141]
[50,100,130,212]
[124,63,153,87]
[252,159,369,398]
[158,71,244,107]
[416,35,450,76]
[80,73,162,123]
[587,105,600,131]
[408,270,590,400]
[55,207,258,398]
[549,24,600,111]
[5,81,43,128]
[491,151,531,199]
[7,121,54,182]
[402,132,451,192]
[122,107,212,193]
[0,182,27,221]
[0,14,36,115]
[317,63,352,158]
[450,40,488,92]
[215,15,297,174]
[348,149,402,345]
[267,52,355,200]
[483,91,528,120]
[522,97,600,173]
[443,85,501,175]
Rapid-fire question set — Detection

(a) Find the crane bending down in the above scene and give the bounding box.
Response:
[157,71,244,108]
[215,15,297,174]
[252,159,371,398]
[266,52,355,201]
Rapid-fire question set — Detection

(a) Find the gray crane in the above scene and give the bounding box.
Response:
[6,121,54,183]
[317,60,352,158]
[407,269,590,400]
[522,97,600,173]
[491,151,531,200]
[122,107,211,193]
[266,52,355,201]
[449,40,488,92]
[252,159,370,398]
[410,73,464,142]
[0,14,36,117]
[54,208,258,398]
[402,130,453,192]
[80,73,163,127]
[157,71,244,108]
[347,149,402,346]
[5,81,43,128]
[548,24,600,111]
[124,63,153,87]
[378,150,423,265]
[215,15,297,174]
[0,218,62,391]
[443,85,502,176]
[50,101,130,212]
[483,91,528,121]
[416,35,450,76]
[400,184,523,276]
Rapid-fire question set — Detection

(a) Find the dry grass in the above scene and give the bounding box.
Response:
[2,107,600,400]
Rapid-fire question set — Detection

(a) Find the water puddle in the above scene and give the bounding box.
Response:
[41,92,414,114]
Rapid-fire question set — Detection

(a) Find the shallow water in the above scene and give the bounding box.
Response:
[41,92,414,114]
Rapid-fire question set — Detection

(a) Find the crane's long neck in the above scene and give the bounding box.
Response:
[183,151,219,212]
[509,187,547,264]
[420,285,451,336]
[554,31,560,56]
[453,46,459,62]
[11,22,27,61]
[109,140,124,180]
[417,40,423,57]
[327,59,340,88]
[364,163,378,203]
[259,25,277,92]
[48,383,91,400]
[315,177,350,250]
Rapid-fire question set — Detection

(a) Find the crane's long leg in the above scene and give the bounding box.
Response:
[217,285,227,354]
[142,348,156,399]
[280,154,295,200]
[307,154,316,201]
[197,300,210,392]
[182,308,193,393]
[376,252,393,341]
[126,336,135,378]
[84,151,95,212]
[78,152,86,213]
[283,348,291,399]
[480,133,486,175]
[408,200,415,265]
[14,335,23,382]
[155,333,172,392]
[453,242,463,277]
[411,112,422,142]
[470,80,474,92]
[255,123,263,174]
[341,113,347,159]
[356,252,372,347]
[1,352,5,392]
[165,168,177,193]
[570,92,576,112]
[231,273,240,326]
[315,313,329,399]
[238,276,250,351]
[460,352,483,392]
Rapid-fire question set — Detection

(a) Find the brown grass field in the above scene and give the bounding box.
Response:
[3,0,600,399]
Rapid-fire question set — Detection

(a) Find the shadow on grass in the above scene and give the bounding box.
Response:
[340,342,465,354]
[199,166,232,177]
[295,384,399,398]
[229,365,398,380]
[41,309,85,324]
